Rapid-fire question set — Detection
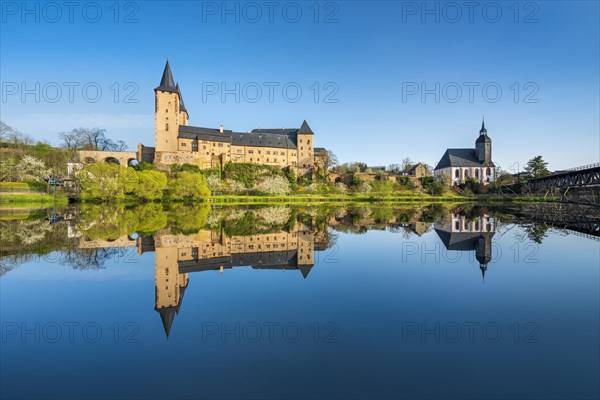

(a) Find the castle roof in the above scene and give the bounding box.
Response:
[178,250,300,274]
[155,60,178,93]
[178,123,312,149]
[231,132,297,149]
[176,83,187,113]
[434,148,495,170]
[298,120,314,134]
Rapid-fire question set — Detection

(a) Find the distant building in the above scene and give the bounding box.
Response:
[400,162,431,178]
[434,120,496,185]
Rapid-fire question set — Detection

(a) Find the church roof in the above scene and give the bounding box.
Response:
[434,149,495,170]
[155,60,178,93]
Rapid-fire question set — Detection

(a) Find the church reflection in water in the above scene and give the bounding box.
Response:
[434,212,496,280]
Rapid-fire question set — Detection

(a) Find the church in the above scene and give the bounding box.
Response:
[149,60,318,172]
[434,120,497,186]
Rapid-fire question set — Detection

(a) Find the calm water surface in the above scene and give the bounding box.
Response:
[1,204,598,399]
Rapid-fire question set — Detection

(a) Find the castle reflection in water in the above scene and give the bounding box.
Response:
[73,210,495,337]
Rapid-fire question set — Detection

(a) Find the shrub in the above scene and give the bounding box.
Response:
[396,176,414,189]
[256,176,291,195]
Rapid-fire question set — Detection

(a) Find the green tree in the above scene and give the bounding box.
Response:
[76,163,136,202]
[524,156,550,178]
[168,171,211,201]
[135,170,167,201]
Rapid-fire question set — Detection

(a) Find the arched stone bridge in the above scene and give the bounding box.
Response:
[77,150,139,166]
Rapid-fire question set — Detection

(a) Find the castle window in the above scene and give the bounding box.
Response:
[203,145,206,150]
[266,151,270,154]
[299,139,302,143]
[307,140,310,145]
[248,150,254,154]
[258,150,261,154]
[166,124,169,131]
[218,143,223,147]
[237,149,242,154]
[182,142,186,147]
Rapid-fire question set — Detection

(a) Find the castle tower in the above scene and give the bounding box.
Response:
[297,120,315,168]
[155,60,180,154]
[296,222,315,279]
[154,236,188,338]
[475,118,492,163]
[176,82,189,126]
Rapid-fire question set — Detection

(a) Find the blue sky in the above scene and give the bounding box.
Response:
[1,0,598,171]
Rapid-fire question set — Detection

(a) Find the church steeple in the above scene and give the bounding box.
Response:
[475,118,492,163]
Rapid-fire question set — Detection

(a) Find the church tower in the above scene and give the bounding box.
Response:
[155,60,180,154]
[475,119,492,163]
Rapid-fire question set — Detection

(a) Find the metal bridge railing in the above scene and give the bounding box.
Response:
[563,162,600,172]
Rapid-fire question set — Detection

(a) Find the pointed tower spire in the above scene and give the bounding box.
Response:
[176,82,187,113]
[480,117,487,135]
[155,59,178,93]
[298,120,314,134]
[157,307,177,338]
[480,264,487,283]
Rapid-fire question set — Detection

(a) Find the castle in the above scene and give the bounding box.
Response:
[75,60,322,173]
[149,60,317,171]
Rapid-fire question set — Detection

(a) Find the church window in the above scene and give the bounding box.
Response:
[455,169,459,178]
[455,221,460,230]
[475,170,479,179]
[486,167,492,175]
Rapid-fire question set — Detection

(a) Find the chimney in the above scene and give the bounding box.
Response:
[219,125,224,133]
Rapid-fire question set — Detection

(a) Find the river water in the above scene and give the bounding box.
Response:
[1,203,598,399]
